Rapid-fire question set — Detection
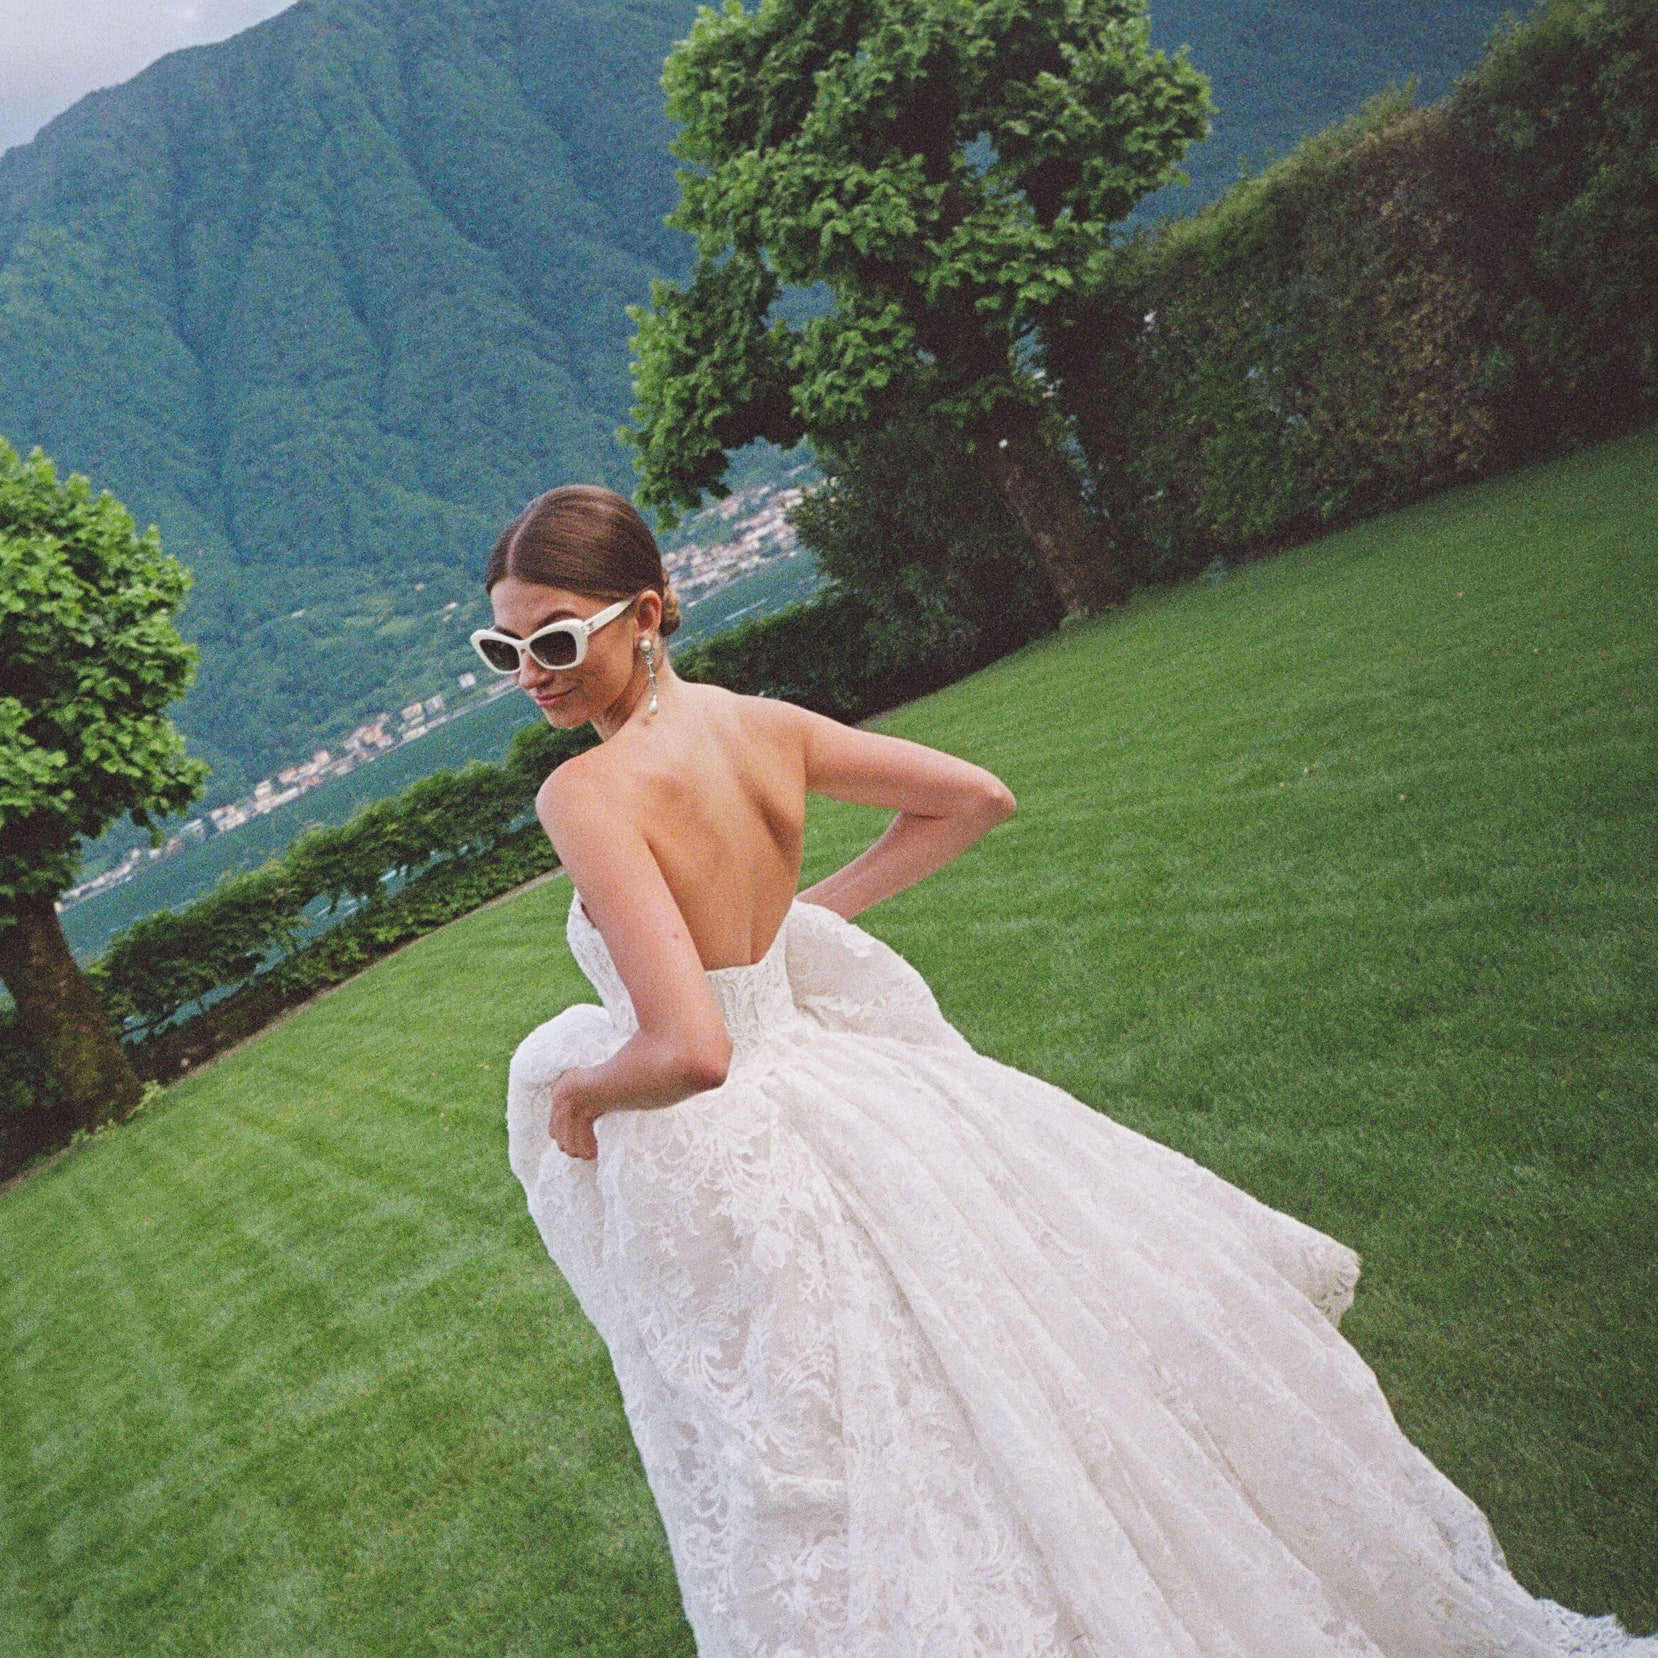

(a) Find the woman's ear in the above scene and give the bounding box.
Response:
[634,589,664,640]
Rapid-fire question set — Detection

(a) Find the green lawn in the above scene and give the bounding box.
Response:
[3,429,1654,1653]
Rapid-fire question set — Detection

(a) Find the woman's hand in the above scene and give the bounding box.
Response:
[548,1068,602,1160]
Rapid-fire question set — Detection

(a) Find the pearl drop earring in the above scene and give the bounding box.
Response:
[640,637,659,715]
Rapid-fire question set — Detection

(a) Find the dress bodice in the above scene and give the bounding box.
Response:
[565,893,801,1051]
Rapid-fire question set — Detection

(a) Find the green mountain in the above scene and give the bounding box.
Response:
[0,0,699,795]
[0,0,1513,797]
[1145,0,1515,212]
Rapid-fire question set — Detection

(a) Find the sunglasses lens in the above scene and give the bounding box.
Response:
[476,637,522,673]
[529,630,579,670]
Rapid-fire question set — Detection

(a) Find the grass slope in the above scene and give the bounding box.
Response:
[3,430,1654,1652]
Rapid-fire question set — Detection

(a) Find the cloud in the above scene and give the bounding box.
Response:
[0,0,297,153]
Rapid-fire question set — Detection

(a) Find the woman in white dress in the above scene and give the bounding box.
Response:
[476,486,1649,1658]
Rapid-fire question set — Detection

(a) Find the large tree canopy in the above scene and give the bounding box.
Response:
[627,0,1210,612]
[0,439,207,1130]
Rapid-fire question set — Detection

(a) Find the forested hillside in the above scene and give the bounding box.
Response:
[0,0,699,793]
[0,0,1512,793]
[1145,0,1513,211]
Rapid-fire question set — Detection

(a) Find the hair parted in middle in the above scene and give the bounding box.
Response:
[485,484,681,636]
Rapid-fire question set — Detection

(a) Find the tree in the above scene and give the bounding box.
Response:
[627,0,1211,615]
[0,440,208,1133]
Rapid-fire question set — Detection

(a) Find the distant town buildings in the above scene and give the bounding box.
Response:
[57,818,207,909]
[664,481,806,603]
[397,694,445,743]
[278,750,334,788]
[64,704,458,910]
[209,750,345,834]
[346,715,395,757]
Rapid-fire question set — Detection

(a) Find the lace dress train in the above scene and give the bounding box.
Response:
[505,897,1650,1658]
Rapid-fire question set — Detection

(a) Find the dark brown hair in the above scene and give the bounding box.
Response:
[485,485,680,636]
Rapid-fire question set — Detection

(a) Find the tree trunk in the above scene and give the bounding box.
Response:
[0,893,141,1135]
[981,408,1128,617]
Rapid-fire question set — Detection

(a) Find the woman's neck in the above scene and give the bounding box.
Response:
[592,654,672,741]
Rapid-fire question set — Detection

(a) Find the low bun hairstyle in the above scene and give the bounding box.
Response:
[485,485,681,637]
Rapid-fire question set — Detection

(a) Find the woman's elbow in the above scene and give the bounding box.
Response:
[973,774,1017,827]
[679,1031,733,1094]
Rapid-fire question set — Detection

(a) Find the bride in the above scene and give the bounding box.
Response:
[481,485,1648,1657]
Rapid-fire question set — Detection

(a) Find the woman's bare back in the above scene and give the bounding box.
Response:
[487,524,1013,1157]
[533,664,1013,1154]
[560,682,810,970]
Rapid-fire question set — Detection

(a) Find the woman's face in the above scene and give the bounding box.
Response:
[489,575,657,730]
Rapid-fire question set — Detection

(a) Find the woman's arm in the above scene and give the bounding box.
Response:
[791,708,1016,919]
[534,764,733,1159]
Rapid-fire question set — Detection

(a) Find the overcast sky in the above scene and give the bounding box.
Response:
[0,0,297,153]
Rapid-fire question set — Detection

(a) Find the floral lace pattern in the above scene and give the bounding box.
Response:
[505,897,1653,1658]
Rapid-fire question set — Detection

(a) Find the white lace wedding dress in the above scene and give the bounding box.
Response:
[506,896,1650,1658]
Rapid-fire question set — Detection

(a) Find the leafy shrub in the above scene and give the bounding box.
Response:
[790,419,1061,680]
[92,864,308,1032]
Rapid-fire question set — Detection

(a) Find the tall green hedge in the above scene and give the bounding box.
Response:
[1044,0,1657,582]
[72,720,594,1058]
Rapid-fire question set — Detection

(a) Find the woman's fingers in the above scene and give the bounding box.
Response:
[565,1114,598,1159]
[547,1100,599,1160]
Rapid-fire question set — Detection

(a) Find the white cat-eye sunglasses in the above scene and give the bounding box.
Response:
[469,595,636,674]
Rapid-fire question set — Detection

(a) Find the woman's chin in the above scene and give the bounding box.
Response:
[538,700,586,728]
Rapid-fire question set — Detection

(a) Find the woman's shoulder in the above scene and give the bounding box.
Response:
[536,732,607,793]
[660,680,821,757]
[536,684,802,806]
[533,728,638,834]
